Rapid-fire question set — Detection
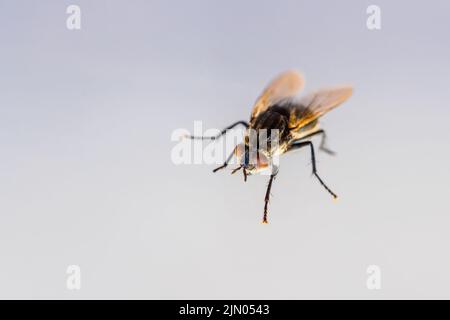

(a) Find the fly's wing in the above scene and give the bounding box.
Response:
[250,70,305,122]
[288,86,353,131]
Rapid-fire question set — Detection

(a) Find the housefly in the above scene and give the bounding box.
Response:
[186,70,353,223]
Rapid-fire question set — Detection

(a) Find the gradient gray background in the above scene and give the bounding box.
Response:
[1,0,450,299]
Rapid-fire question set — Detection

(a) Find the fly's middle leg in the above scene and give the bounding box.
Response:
[297,129,336,155]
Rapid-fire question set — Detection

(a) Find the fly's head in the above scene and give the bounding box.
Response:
[232,140,270,181]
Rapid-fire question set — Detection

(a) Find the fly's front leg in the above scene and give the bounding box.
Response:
[213,146,236,173]
[262,166,278,224]
[184,121,249,140]
[287,141,338,199]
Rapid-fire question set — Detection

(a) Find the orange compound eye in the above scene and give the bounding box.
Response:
[256,152,269,169]
[234,144,245,157]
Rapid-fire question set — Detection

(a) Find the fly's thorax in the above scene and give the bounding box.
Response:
[248,107,291,154]
[244,126,286,156]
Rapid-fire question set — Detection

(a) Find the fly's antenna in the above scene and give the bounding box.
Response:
[231,166,247,182]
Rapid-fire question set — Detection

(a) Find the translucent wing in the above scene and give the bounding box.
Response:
[250,70,305,122]
[288,85,353,131]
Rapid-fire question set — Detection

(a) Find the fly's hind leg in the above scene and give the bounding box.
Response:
[298,129,336,155]
[287,141,338,199]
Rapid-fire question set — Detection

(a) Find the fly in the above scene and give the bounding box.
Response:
[185,70,353,223]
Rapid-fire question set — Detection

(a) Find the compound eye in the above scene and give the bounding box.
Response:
[256,152,269,169]
[234,144,245,158]
[234,143,245,157]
